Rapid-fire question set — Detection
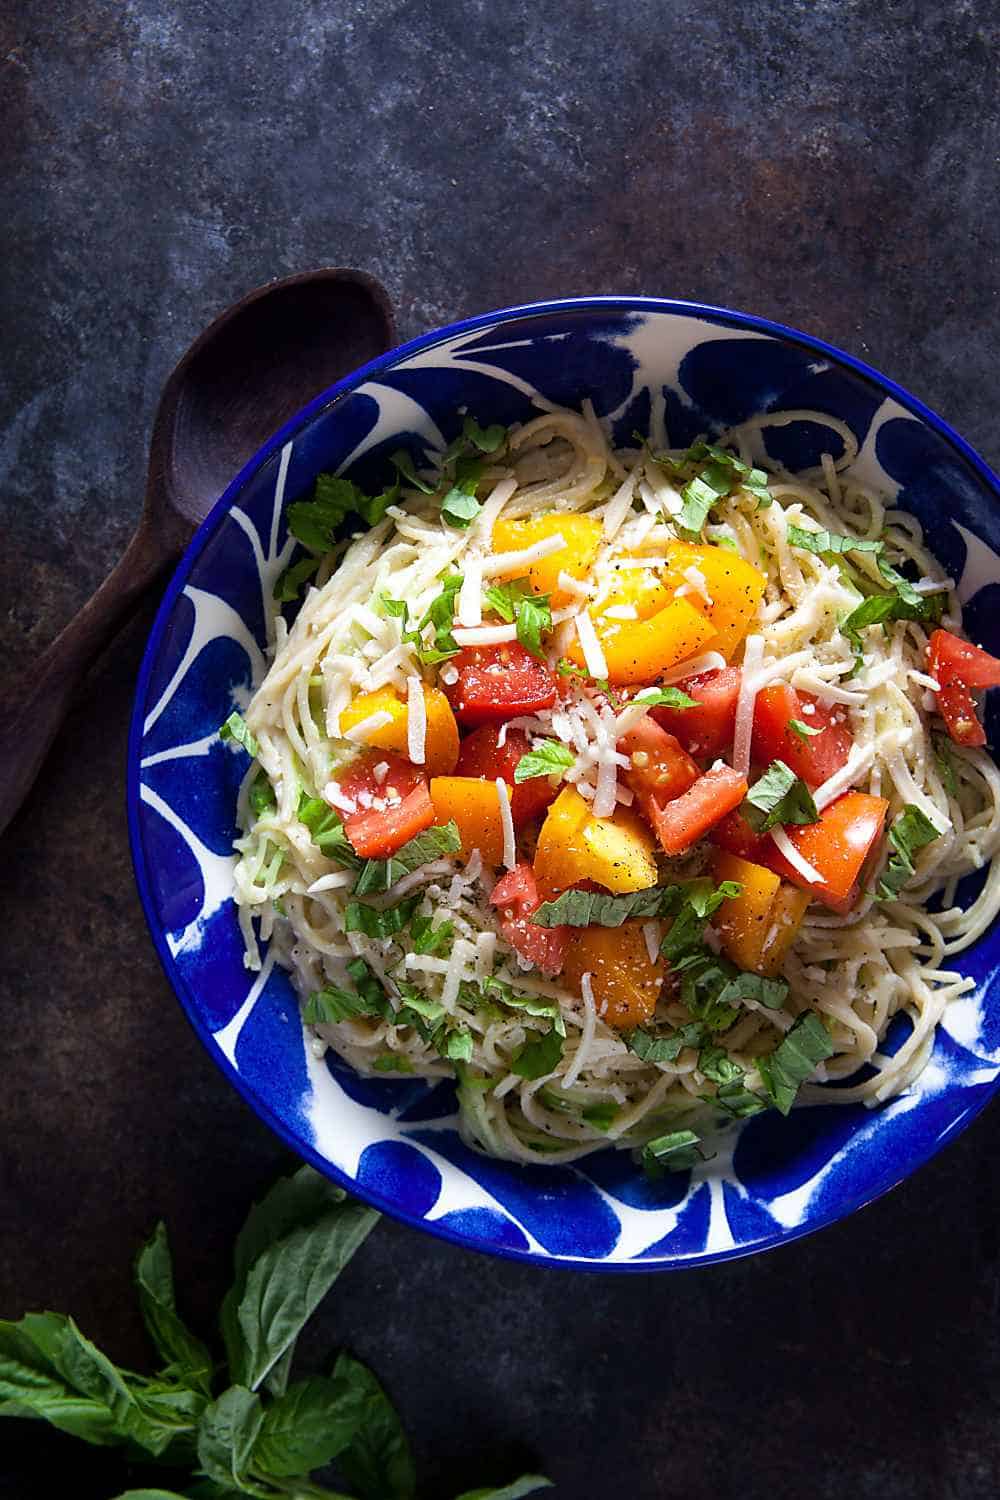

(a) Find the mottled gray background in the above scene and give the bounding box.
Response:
[3,1,1000,1496]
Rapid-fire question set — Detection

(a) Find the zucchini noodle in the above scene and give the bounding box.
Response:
[230,402,1000,1164]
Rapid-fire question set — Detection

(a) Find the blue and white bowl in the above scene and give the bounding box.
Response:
[128,296,1000,1270]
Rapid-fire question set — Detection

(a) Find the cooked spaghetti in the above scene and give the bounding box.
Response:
[225,400,1000,1168]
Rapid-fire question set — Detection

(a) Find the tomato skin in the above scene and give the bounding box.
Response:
[619,717,700,817]
[455,725,557,826]
[490,863,568,976]
[713,791,888,909]
[650,667,742,759]
[647,766,749,856]
[337,751,434,858]
[928,629,1000,746]
[751,683,852,787]
[444,644,558,726]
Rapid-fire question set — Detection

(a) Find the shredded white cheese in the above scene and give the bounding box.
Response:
[457,558,483,628]
[475,929,497,980]
[406,675,426,764]
[322,780,357,814]
[602,469,640,539]
[732,635,764,776]
[770,825,823,883]
[603,604,638,620]
[496,777,517,869]
[642,921,660,964]
[482,533,566,578]
[813,743,876,810]
[306,871,356,894]
[562,975,597,1088]
[453,623,519,646]
[344,710,394,743]
[557,569,594,599]
[575,612,608,679]
[659,651,726,684]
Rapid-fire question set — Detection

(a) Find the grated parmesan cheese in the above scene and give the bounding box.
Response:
[575,612,608,679]
[344,709,395,743]
[642,921,660,963]
[406,675,426,763]
[496,778,516,869]
[732,635,764,776]
[457,558,484,628]
[813,743,876,810]
[770,825,823,883]
[453,623,519,647]
[322,780,357,814]
[602,469,640,539]
[482,533,566,578]
[562,975,597,1088]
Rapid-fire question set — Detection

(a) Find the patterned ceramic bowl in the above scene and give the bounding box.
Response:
[128,297,1000,1270]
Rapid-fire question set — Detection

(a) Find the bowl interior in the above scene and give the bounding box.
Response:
[129,299,1000,1269]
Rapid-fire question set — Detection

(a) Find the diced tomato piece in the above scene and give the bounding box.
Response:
[619,717,700,829]
[751,682,852,787]
[647,766,748,856]
[713,791,888,910]
[338,750,434,858]
[444,643,558,726]
[490,863,568,977]
[929,628,1000,689]
[455,725,557,826]
[650,667,742,759]
[927,629,1000,747]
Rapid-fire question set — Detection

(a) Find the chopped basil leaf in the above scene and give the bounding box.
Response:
[516,594,553,658]
[298,793,360,866]
[408,913,454,955]
[441,488,482,528]
[220,711,259,758]
[513,740,575,784]
[786,524,883,557]
[372,1053,413,1073]
[511,1027,564,1079]
[712,1078,769,1118]
[304,960,390,1024]
[344,896,420,940]
[463,415,507,453]
[715,970,789,1009]
[378,594,409,622]
[697,1044,745,1087]
[640,1129,705,1177]
[353,821,462,896]
[287,471,396,552]
[649,440,773,532]
[249,772,277,819]
[756,1011,835,1114]
[677,467,731,537]
[480,976,566,1036]
[626,1020,706,1063]
[582,1101,618,1132]
[933,732,958,796]
[743,759,819,833]
[273,554,322,602]
[405,572,463,663]
[483,577,531,622]
[533,884,671,928]
[440,1028,474,1063]
[876,804,940,900]
[394,985,446,1041]
[632,686,699,710]
[672,953,741,1032]
[658,879,742,963]
[788,717,823,741]
[389,449,436,494]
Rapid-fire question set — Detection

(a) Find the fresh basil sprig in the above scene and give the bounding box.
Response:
[513,740,575,784]
[756,1011,835,1114]
[632,686,699,709]
[0,1166,550,1500]
[645,439,772,536]
[484,577,553,659]
[876,804,940,901]
[289,471,399,551]
[742,759,820,833]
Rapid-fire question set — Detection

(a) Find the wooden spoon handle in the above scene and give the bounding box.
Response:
[0,524,179,837]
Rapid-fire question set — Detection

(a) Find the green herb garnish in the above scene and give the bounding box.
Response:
[343,896,421,940]
[532,884,674,928]
[787,717,823,741]
[742,759,820,833]
[756,1011,835,1114]
[632,686,699,710]
[273,554,322,603]
[220,711,259,758]
[876,804,940,901]
[511,1027,564,1079]
[640,1129,706,1177]
[353,821,462,896]
[513,740,575,784]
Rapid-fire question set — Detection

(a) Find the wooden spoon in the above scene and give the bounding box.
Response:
[0,267,395,836]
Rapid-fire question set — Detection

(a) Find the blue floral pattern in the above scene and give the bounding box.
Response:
[127,298,1000,1270]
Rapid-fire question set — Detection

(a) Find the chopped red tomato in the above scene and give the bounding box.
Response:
[619,717,700,824]
[650,666,742,759]
[928,628,1000,747]
[751,682,852,787]
[646,766,748,856]
[443,643,558,726]
[490,863,568,977]
[338,751,434,858]
[712,790,888,910]
[455,725,557,826]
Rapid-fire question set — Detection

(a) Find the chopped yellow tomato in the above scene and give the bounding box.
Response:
[561,921,665,1030]
[712,850,810,976]
[564,596,718,686]
[340,685,459,777]
[593,566,673,620]
[491,513,602,607]
[663,542,766,660]
[533,786,658,895]
[429,776,504,866]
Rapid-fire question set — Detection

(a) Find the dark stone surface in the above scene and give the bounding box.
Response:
[2,1,1000,1496]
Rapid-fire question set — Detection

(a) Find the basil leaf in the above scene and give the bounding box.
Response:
[640,1129,704,1177]
[787,717,822,741]
[287,471,394,551]
[658,880,740,964]
[389,449,436,495]
[406,572,464,662]
[378,594,409,622]
[333,1352,417,1500]
[625,1021,705,1063]
[581,1102,618,1132]
[298,794,360,867]
[756,1011,835,1114]
[248,772,276,819]
[513,740,575,783]
[134,1224,213,1394]
[441,1028,474,1063]
[304,982,385,1026]
[0,1318,117,1445]
[716,970,788,1009]
[712,1078,769,1119]
[408,913,454,955]
[344,897,420,940]
[532,885,669,928]
[110,1491,193,1498]
[743,759,819,833]
[273,554,322,603]
[219,712,258,758]
[353,821,461,896]
[441,488,481,528]
[787,524,883,557]
[516,594,552,658]
[933,731,959,795]
[511,1027,563,1079]
[677,469,729,537]
[251,1374,363,1477]
[633,686,699,709]
[455,1480,553,1500]
[196,1385,263,1490]
[876,804,940,900]
[373,1053,414,1072]
[463,415,508,453]
[479,976,566,1036]
[394,986,446,1041]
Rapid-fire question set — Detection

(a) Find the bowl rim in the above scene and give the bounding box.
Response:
[127,292,1000,1272]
